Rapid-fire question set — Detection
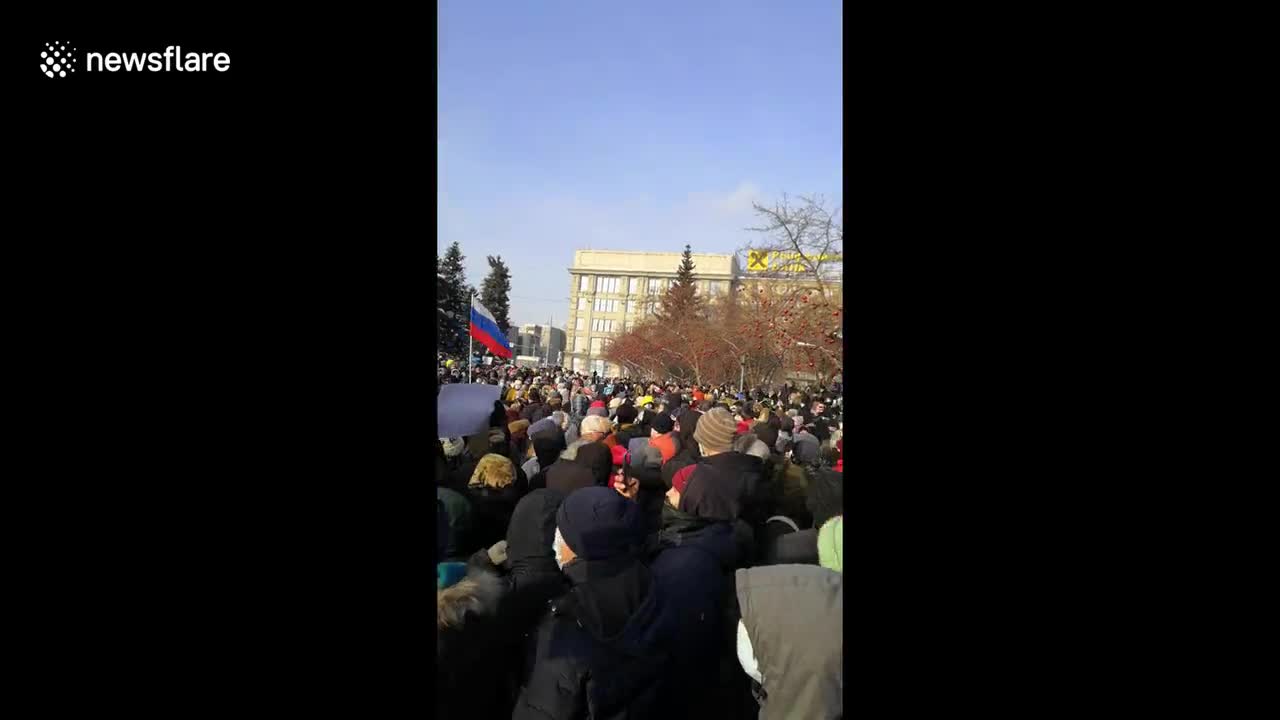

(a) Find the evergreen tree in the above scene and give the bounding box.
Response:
[438,242,470,356]
[480,255,512,337]
[658,244,701,321]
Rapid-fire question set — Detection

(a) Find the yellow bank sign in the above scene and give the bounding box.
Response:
[746,250,841,273]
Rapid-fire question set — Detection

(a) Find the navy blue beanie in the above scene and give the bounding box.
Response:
[555,487,644,561]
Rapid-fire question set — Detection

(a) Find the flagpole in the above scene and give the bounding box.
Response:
[467,294,473,384]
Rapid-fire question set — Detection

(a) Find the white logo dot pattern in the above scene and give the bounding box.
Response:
[41,41,76,78]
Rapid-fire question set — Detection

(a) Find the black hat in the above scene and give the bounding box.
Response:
[651,413,675,434]
[615,404,638,424]
[556,487,644,561]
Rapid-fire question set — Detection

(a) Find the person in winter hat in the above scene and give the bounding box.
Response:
[693,406,736,454]
[545,441,612,496]
[438,525,509,719]
[613,403,644,448]
[648,413,680,464]
[661,408,703,489]
[578,414,612,444]
[514,487,675,719]
[466,454,524,551]
[461,488,572,712]
[691,407,762,517]
[440,437,466,459]
[522,425,566,489]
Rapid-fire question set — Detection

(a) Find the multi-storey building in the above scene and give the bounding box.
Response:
[565,250,741,376]
[513,323,566,363]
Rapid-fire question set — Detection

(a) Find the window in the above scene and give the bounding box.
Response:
[572,357,585,373]
[575,317,585,331]
[709,280,721,296]
[578,297,588,311]
[593,299,617,313]
[647,278,664,295]
[573,336,586,353]
[626,300,636,314]
[629,277,641,295]
[579,275,592,292]
[625,320,633,331]
[598,276,619,294]
[591,319,616,332]
[590,337,604,355]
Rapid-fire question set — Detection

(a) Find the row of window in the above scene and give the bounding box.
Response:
[570,336,615,355]
[573,317,633,332]
[575,275,724,296]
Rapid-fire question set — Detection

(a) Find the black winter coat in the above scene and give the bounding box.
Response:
[649,508,747,717]
[699,452,766,526]
[521,402,551,424]
[762,527,820,566]
[465,484,522,551]
[441,454,477,493]
[613,423,644,450]
[437,566,511,719]
[501,489,570,636]
[512,559,672,720]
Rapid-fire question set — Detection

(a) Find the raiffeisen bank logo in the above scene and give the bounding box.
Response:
[41,41,77,78]
[40,42,232,78]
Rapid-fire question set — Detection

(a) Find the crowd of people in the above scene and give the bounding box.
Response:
[436,357,844,719]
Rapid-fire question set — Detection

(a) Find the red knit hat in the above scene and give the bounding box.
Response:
[736,420,751,436]
[590,400,606,409]
[610,444,629,468]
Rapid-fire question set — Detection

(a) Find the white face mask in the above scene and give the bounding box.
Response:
[553,527,570,571]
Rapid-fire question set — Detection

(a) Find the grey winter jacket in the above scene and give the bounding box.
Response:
[735,564,842,720]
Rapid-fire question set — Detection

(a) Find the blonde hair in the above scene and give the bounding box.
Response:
[469,453,515,489]
[437,571,503,630]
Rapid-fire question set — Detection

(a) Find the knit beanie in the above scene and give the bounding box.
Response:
[693,407,736,453]
[818,516,843,573]
[650,413,674,434]
[587,406,609,418]
[589,400,606,409]
[736,420,752,436]
[556,486,644,561]
[440,437,465,458]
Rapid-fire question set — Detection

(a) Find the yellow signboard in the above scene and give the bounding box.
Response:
[746,250,841,273]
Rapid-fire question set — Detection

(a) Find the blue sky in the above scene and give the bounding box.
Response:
[439,0,842,327]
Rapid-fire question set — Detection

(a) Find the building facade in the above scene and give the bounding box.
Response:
[565,250,741,376]
[514,323,566,364]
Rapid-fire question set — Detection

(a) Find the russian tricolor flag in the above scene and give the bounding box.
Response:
[469,297,512,358]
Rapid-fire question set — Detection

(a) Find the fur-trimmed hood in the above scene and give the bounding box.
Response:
[437,567,504,631]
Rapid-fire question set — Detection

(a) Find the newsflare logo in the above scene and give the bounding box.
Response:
[39,41,231,78]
